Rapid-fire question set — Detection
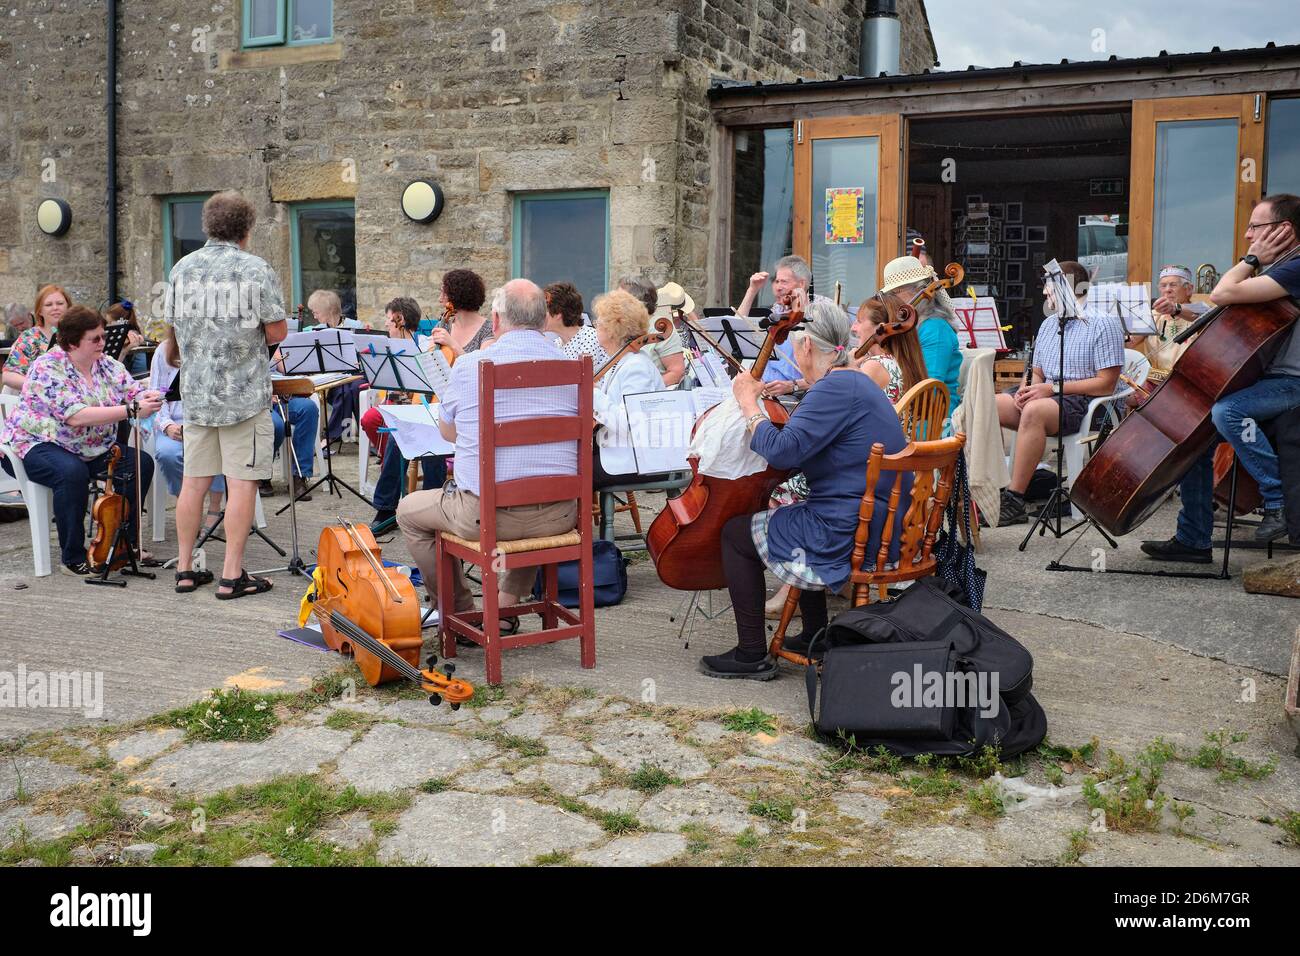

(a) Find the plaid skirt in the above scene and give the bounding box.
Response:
[750,509,831,590]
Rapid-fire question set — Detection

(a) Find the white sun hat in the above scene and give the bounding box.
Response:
[878,256,935,294]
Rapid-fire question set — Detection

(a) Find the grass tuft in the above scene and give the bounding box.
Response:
[627,763,682,795]
[1188,729,1277,783]
[1082,738,1176,833]
[965,781,1005,818]
[721,708,776,736]
[163,687,280,742]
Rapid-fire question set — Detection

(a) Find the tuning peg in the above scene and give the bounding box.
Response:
[450,703,460,711]
[443,662,455,675]
[426,655,438,669]
[428,693,443,707]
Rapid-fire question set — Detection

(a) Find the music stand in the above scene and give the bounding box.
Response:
[693,311,766,366]
[256,388,311,579]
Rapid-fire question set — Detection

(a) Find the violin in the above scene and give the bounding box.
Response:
[88,446,128,572]
[593,317,673,384]
[646,304,804,592]
[312,518,472,706]
[853,293,919,361]
[1073,244,1300,535]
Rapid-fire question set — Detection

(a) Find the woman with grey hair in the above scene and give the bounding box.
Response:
[699,301,911,680]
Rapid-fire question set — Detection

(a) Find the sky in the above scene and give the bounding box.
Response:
[923,0,1300,71]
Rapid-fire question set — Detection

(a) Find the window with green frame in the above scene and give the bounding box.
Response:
[243,0,333,48]
[290,201,357,319]
[162,194,212,275]
[512,190,610,313]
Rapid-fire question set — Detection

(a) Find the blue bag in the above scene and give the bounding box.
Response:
[533,539,628,608]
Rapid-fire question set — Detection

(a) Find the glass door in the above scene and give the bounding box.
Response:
[793,116,901,305]
[1129,95,1267,285]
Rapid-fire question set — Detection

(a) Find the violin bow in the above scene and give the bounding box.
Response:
[338,515,406,604]
[674,311,747,377]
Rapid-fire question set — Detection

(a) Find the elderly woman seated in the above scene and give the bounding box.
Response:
[1,306,162,575]
[590,289,667,489]
[699,299,911,680]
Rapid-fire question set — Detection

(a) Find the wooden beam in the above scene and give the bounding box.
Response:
[1128,99,1154,284]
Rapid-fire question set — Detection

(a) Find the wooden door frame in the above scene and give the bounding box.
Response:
[793,115,902,291]
[1128,94,1267,282]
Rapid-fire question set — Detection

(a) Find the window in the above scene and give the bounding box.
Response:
[1152,118,1238,286]
[290,201,356,319]
[512,191,609,312]
[243,0,333,48]
[1266,98,1300,198]
[729,127,794,307]
[162,194,212,275]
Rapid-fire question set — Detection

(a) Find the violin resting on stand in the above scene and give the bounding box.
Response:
[312,518,473,707]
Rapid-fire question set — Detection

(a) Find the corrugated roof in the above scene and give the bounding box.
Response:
[708,42,1300,100]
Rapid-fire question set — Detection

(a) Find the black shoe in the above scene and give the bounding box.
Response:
[1255,509,1287,543]
[60,561,92,577]
[370,509,396,533]
[999,489,1028,526]
[292,476,313,502]
[778,630,826,661]
[1140,537,1212,564]
[258,479,275,498]
[698,648,778,681]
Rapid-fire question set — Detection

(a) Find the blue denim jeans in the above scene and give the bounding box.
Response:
[1176,375,1300,549]
[372,442,445,512]
[154,431,225,497]
[4,442,154,567]
[271,396,319,479]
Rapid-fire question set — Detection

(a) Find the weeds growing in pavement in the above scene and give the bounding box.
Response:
[722,708,776,736]
[1059,828,1090,865]
[965,781,1005,817]
[628,763,681,795]
[747,792,796,824]
[164,687,280,742]
[1188,728,1277,783]
[1082,738,1176,833]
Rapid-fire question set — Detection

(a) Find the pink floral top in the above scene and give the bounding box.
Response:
[3,325,53,375]
[0,348,145,460]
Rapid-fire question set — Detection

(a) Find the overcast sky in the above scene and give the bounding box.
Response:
[924,0,1300,71]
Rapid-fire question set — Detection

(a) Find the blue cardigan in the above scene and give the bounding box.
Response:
[751,370,911,591]
[918,317,962,419]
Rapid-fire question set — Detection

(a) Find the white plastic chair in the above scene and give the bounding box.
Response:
[357,386,376,497]
[1007,348,1151,491]
[0,393,54,576]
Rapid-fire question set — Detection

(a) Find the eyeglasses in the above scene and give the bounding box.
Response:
[1246,219,1286,233]
[84,334,105,344]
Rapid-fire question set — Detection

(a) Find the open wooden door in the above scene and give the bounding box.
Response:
[1128,94,1267,285]
[793,115,902,303]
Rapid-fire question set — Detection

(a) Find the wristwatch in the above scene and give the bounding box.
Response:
[1173,303,1182,316]
[1242,254,1261,272]
[1051,382,1062,396]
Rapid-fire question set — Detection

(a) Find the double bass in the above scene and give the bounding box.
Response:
[646,304,805,591]
[312,518,473,707]
[1072,245,1300,535]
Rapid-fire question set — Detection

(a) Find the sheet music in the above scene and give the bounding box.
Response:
[356,336,437,393]
[948,296,1007,350]
[415,349,455,396]
[623,390,696,474]
[1042,259,1079,319]
[377,403,455,458]
[278,328,358,374]
[694,314,765,362]
[689,386,731,418]
[1087,282,1157,335]
[692,352,730,387]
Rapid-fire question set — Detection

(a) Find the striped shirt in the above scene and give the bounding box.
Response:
[441,329,579,497]
[1032,311,1125,385]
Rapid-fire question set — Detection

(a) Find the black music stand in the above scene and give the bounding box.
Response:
[256,392,310,579]
[87,404,156,588]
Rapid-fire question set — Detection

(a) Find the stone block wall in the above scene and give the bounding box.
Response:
[0,0,935,319]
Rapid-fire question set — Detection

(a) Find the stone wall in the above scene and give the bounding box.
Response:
[0,0,936,320]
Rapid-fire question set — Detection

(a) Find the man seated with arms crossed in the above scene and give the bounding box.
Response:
[1143,193,1300,560]
[168,190,288,598]
[997,260,1124,525]
[398,279,580,635]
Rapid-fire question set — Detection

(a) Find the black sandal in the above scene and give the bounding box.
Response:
[215,570,274,600]
[175,569,215,593]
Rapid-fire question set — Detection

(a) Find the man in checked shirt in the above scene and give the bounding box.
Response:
[996,260,1124,525]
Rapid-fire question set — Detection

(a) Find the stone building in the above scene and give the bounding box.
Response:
[0,0,936,325]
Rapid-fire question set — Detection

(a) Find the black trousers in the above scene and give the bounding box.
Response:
[720,513,827,656]
[1267,407,1300,541]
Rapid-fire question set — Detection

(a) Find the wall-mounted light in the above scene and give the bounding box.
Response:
[401,179,444,224]
[37,198,72,237]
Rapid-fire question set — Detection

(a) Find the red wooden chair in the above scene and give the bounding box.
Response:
[435,356,595,685]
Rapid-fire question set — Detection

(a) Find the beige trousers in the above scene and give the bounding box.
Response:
[397,485,579,610]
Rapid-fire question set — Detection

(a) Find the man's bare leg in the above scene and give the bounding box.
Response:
[176,475,215,574]
[218,476,260,594]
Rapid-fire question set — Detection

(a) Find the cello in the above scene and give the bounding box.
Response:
[1072,245,1300,536]
[593,317,674,385]
[646,304,805,591]
[312,517,473,706]
[853,263,964,361]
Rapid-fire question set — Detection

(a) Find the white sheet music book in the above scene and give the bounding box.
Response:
[695,314,765,362]
[377,403,455,458]
[356,336,436,392]
[1087,282,1157,335]
[623,390,696,474]
[948,296,1008,350]
[415,348,455,396]
[692,352,730,387]
[689,386,731,419]
[279,328,358,374]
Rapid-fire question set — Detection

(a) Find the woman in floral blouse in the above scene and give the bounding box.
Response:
[2,284,70,392]
[851,296,928,404]
[0,307,163,575]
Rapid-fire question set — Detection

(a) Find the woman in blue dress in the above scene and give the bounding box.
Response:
[700,300,911,680]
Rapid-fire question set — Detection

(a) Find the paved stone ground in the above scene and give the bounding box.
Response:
[0,445,1297,866]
